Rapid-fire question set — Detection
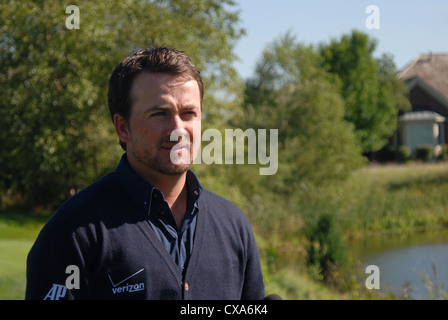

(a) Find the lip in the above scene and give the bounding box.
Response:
[160,142,190,149]
[159,144,191,157]
[160,144,190,150]
[160,144,191,165]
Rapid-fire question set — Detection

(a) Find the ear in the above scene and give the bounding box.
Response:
[113,114,129,145]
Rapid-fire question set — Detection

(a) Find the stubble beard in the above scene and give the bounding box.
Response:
[130,145,192,176]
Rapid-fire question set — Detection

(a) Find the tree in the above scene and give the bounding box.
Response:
[319,30,410,153]
[306,212,347,284]
[242,34,363,193]
[0,0,245,209]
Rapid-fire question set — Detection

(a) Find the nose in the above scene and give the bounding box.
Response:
[166,114,187,139]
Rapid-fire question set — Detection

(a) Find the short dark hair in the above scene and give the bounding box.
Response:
[107,47,204,150]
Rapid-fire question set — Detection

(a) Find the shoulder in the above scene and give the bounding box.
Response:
[198,189,253,232]
[199,189,244,216]
[50,172,124,225]
[31,172,127,255]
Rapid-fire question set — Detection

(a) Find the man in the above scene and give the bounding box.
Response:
[25,47,265,300]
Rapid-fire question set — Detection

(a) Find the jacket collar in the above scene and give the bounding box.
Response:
[114,154,202,214]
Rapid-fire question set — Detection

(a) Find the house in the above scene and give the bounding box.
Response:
[394,53,448,158]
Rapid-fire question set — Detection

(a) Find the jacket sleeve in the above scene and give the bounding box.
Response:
[25,217,90,300]
[241,232,265,300]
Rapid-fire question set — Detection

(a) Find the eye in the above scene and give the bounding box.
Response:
[151,111,167,117]
[183,110,197,118]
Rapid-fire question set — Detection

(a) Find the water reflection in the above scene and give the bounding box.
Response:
[349,228,448,299]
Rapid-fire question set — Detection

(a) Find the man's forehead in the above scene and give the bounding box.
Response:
[135,72,196,87]
[131,72,199,97]
[129,72,201,112]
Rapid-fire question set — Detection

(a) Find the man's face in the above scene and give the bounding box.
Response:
[115,72,202,176]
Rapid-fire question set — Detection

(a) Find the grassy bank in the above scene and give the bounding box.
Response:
[244,162,448,299]
[248,162,448,242]
[323,162,448,237]
[1,162,447,299]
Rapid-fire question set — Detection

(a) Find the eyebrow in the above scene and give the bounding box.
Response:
[143,103,199,114]
[143,103,171,114]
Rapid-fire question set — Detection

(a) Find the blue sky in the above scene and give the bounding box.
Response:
[233,0,448,79]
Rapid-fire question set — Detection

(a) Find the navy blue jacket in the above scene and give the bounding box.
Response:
[25,158,265,300]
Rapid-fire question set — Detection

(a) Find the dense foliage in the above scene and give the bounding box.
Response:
[319,30,410,153]
[243,34,364,192]
[0,0,244,208]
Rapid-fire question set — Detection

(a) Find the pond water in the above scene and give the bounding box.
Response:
[349,228,448,299]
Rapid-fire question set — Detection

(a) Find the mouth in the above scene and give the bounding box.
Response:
[160,142,191,160]
[159,143,191,166]
[160,143,190,151]
[160,145,175,151]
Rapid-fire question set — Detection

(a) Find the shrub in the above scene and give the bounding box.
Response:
[397,146,412,163]
[437,144,448,161]
[375,146,396,163]
[415,145,433,162]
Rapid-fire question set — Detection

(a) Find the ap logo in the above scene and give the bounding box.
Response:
[44,284,67,300]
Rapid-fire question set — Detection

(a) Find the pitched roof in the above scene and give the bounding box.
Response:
[398,53,448,101]
[398,111,445,122]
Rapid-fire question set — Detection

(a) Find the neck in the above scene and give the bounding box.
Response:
[127,155,188,229]
[153,173,187,208]
[151,172,188,230]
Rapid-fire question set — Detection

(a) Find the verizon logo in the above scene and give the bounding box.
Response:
[107,268,145,295]
[112,282,145,294]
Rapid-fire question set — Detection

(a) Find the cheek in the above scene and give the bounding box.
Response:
[188,120,202,142]
[129,120,162,146]
[188,120,202,159]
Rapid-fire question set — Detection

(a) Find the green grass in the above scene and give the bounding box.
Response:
[329,162,448,236]
[258,162,448,241]
[0,212,47,300]
[265,268,343,299]
[0,239,34,299]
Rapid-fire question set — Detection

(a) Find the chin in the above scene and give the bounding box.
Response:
[157,164,191,176]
